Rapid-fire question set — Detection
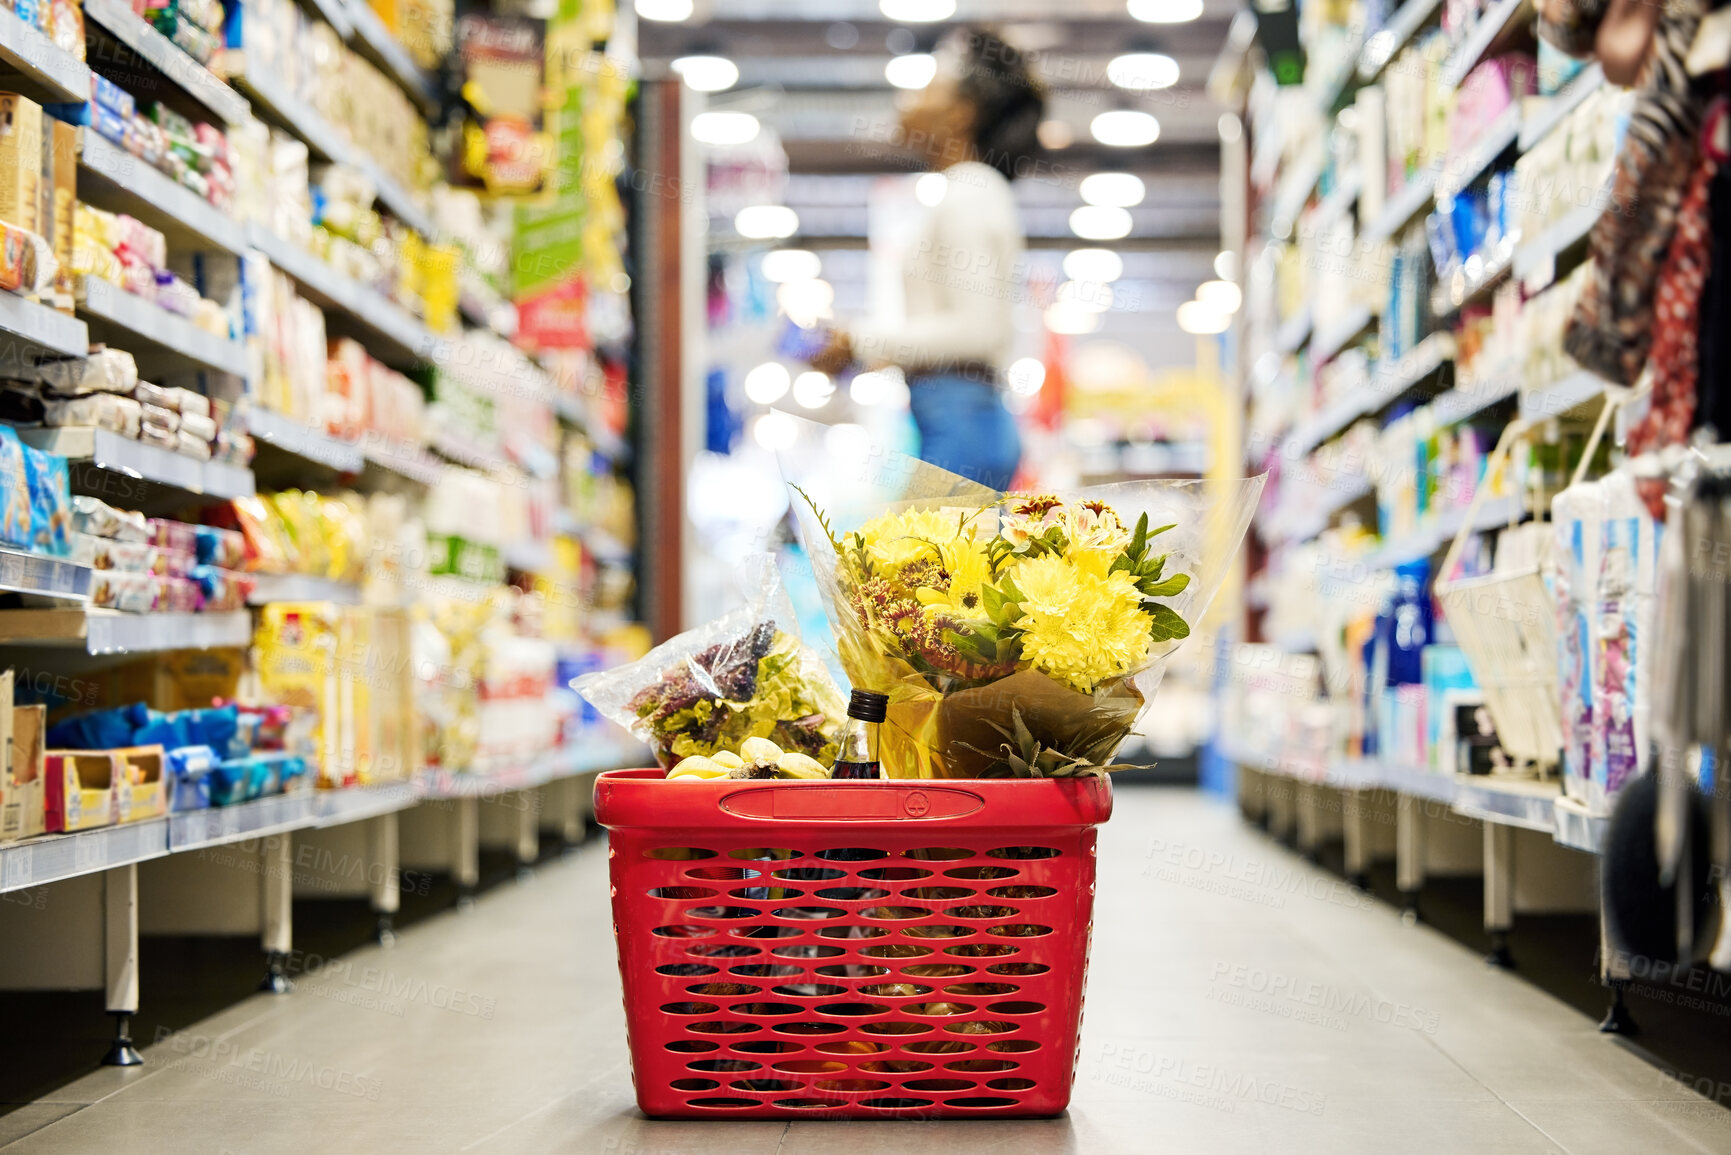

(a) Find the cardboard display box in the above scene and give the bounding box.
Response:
[115,745,166,823]
[45,751,118,832]
[1,702,46,841]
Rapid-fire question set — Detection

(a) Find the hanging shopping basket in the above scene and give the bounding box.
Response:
[1435,395,1624,774]
[595,768,1113,1119]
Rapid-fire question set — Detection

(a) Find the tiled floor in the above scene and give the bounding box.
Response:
[4,788,1728,1154]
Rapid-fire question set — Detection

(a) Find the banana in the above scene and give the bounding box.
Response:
[711,751,745,769]
[739,736,783,763]
[775,752,828,779]
[668,755,729,780]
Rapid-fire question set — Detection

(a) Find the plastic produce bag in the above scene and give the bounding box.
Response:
[777,421,1264,779]
[573,555,848,768]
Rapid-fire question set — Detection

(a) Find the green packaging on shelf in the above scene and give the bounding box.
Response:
[428,533,504,584]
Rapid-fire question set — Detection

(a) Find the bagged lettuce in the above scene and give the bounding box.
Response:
[573,556,847,767]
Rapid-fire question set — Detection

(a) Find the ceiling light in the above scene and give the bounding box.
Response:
[735,205,799,239]
[880,0,955,21]
[1177,300,1230,335]
[753,411,798,451]
[1007,357,1046,395]
[671,55,739,92]
[1091,109,1160,148]
[1064,248,1125,283]
[1044,302,1102,335]
[743,362,791,404]
[885,53,938,89]
[762,249,821,282]
[1079,172,1145,208]
[635,0,692,21]
[1070,205,1133,240]
[793,371,836,409]
[1128,0,1204,23]
[849,367,906,406]
[1037,120,1075,150]
[691,111,760,146]
[1196,280,1243,314]
[1214,250,1239,281]
[1106,52,1180,91]
[1058,280,1114,313]
[915,172,947,207]
[776,278,835,328]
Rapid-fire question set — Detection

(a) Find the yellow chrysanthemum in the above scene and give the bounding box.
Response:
[857,508,974,574]
[1010,555,1152,693]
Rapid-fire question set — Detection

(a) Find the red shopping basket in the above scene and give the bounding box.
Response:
[595,769,1112,1119]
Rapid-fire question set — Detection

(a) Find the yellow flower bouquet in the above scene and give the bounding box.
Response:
[785,449,1263,779]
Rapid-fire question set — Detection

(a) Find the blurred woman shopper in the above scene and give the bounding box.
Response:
[810,27,1044,490]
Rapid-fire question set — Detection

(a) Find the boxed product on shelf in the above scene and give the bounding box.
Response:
[45,749,118,831]
[1,699,47,841]
[0,424,71,557]
[1511,85,1630,242]
[326,337,426,445]
[0,93,44,236]
[114,744,166,822]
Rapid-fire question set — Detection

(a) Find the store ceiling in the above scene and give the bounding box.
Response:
[637,2,1234,250]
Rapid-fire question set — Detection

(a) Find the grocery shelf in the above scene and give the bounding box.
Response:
[1439,0,1531,91]
[1520,368,1609,419]
[244,225,439,368]
[1429,366,1520,426]
[1273,625,1318,654]
[303,0,354,37]
[1310,170,1362,233]
[1431,243,1515,316]
[0,288,87,366]
[244,406,366,473]
[20,426,257,501]
[360,437,445,485]
[77,133,248,256]
[346,0,440,113]
[83,0,249,126]
[1359,493,1525,570]
[1315,29,1367,113]
[429,427,512,473]
[0,545,92,601]
[0,608,252,653]
[1275,307,1313,355]
[1271,145,1326,230]
[167,790,319,852]
[1362,165,1440,245]
[1268,473,1375,545]
[247,573,363,605]
[1551,795,1611,853]
[313,781,419,827]
[502,540,553,574]
[1519,64,1606,151]
[418,738,648,800]
[78,277,248,378]
[1285,333,1456,458]
[0,3,91,104]
[1452,774,1559,833]
[1358,0,1445,81]
[1310,304,1377,365]
[1511,200,1603,286]
[1434,104,1520,201]
[0,817,170,894]
[230,66,436,240]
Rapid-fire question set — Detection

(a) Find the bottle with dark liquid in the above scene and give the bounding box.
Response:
[830,689,887,779]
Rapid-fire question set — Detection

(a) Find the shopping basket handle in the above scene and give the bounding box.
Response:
[720,784,986,822]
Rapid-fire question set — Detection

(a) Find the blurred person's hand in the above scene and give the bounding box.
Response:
[809,329,854,375]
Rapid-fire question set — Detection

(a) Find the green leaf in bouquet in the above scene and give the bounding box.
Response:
[1146,602,1191,642]
[1139,572,1190,599]
[790,484,844,555]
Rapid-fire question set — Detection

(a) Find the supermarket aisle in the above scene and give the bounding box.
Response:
[3,788,1727,1155]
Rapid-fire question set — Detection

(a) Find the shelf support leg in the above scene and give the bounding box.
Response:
[1598,899,1638,1034]
[1295,782,1322,862]
[1396,794,1427,922]
[1484,821,1515,968]
[514,791,538,880]
[1343,789,1372,890]
[453,796,479,910]
[557,776,584,849]
[368,811,400,947]
[259,833,293,993]
[103,864,142,1067]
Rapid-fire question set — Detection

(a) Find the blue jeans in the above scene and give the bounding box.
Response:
[907,374,1021,490]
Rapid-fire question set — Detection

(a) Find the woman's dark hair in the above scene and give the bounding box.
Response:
[953,27,1045,181]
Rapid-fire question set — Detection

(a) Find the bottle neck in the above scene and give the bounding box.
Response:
[838,716,878,764]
